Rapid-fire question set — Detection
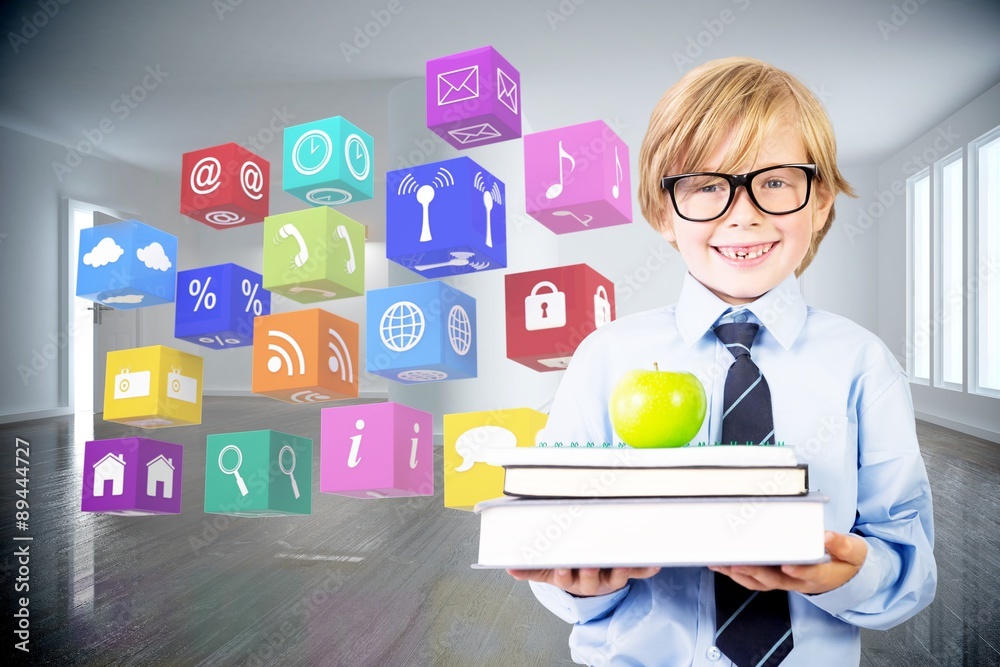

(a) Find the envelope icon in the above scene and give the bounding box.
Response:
[438,65,479,106]
[448,123,502,145]
[496,68,518,114]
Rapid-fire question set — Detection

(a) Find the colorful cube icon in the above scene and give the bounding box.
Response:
[283,116,374,206]
[81,437,184,515]
[524,120,632,233]
[251,308,359,404]
[180,142,270,229]
[506,264,616,372]
[443,408,546,511]
[386,157,506,278]
[175,263,271,349]
[366,281,477,384]
[426,46,521,149]
[205,430,312,517]
[104,345,203,427]
[262,206,366,303]
[76,219,177,308]
[319,402,433,498]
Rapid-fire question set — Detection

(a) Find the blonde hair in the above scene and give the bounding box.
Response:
[637,57,855,274]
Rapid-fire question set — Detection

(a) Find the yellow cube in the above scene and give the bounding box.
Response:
[443,407,546,511]
[103,345,204,428]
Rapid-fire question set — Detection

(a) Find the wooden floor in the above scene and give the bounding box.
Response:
[1,397,997,666]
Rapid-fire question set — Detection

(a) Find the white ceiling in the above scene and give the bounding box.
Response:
[2,0,999,178]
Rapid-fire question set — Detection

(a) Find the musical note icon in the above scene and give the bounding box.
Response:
[552,210,592,227]
[545,141,576,199]
[613,146,623,199]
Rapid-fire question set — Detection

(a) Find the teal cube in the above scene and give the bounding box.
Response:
[283,116,374,207]
[205,430,312,516]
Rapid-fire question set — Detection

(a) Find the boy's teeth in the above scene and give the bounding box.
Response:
[717,243,774,260]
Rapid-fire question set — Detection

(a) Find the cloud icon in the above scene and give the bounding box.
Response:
[104,294,144,304]
[454,425,517,472]
[136,242,172,272]
[83,237,124,267]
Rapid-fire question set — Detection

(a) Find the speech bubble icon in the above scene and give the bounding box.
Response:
[454,425,517,472]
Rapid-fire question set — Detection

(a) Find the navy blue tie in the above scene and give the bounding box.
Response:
[713,322,793,667]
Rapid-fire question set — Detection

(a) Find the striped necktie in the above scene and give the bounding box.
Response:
[713,322,793,667]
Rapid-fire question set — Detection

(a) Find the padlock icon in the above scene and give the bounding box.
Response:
[524,281,566,331]
[594,285,612,328]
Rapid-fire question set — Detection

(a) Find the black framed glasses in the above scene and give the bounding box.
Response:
[660,163,817,222]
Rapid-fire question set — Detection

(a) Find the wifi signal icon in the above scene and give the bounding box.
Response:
[327,328,354,384]
[267,330,306,376]
[474,172,502,206]
[290,390,330,403]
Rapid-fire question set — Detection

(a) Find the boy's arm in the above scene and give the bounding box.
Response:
[802,367,937,629]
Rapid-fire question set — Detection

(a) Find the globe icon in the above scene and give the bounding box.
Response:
[380,301,425,352]
[448,305,472,355]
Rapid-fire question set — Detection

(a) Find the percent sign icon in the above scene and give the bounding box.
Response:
[189,277,216,311]
[242,279,263,315]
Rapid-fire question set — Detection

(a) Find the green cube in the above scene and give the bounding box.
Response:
[205,430,312,516]
[262,207,366,303]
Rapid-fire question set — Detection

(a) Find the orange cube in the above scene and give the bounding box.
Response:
[251,308,359,404]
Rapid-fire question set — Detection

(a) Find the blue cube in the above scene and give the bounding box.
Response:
[366,281,477,384]
[386,157,506,278]
[175,263,271,349]
[76,220,178,309]
[283,116,374,206]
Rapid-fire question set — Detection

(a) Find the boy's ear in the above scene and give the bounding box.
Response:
[812,182,835,233]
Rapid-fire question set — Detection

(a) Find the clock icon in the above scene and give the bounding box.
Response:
[345,133,370,181]
[292,130,333,176]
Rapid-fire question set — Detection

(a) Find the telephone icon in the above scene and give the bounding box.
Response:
[276,224,309,268]
[336,225,357,274]
[288,286,337,298]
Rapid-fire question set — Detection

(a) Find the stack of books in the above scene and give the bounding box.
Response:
[473,445,828,569]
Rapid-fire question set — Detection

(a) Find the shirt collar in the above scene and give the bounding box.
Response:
[675,273,806,350]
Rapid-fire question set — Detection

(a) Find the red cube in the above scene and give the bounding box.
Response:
[180,143,270,229]
[505,263,616,372]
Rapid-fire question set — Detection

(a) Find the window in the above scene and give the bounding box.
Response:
[909,170,931,383]
[975,129,1000,395]
[938,153,963,387]
[907,124,1000,400]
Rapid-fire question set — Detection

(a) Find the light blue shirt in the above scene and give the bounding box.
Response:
[528,273,936,667]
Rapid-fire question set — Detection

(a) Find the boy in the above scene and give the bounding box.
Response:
[507,57,936,667]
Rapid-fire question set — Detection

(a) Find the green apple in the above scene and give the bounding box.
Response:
[609,363,707,448]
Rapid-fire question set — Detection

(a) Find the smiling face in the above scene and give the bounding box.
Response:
[660,122,834,305]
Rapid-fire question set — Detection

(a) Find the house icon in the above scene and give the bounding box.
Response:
[93,453,126,496]
[146,455,175,498]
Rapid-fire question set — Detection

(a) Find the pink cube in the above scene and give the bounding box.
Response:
[524,120,632,234]
[426,46,521,149]
[320,403,434,498]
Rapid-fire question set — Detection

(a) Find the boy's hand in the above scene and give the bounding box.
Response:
[709,531,867,595]
[506,567,661,597]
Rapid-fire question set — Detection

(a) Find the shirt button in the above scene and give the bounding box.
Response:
[707,646,722,661]
[734,312,748,323]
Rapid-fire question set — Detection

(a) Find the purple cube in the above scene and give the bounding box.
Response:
[82,438,183,515]
[426,46,521,149]
[524,120,633,233]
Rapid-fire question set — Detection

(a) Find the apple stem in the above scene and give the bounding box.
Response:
[654,362,659,371]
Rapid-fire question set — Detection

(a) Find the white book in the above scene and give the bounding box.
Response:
[473,493,828,569]
[482,445,800,469]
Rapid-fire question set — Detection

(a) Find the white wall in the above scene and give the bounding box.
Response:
[0,125,200,421]
[878,82,1000,443]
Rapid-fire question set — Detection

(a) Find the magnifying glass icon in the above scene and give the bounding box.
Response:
[279,445,300,499]
[219,445,249,496]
